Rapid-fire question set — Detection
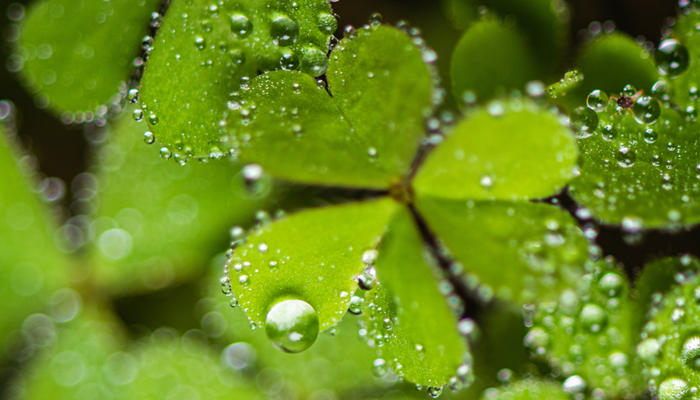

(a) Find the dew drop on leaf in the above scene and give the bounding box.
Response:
[656,39,690,77]
[571,106,598,138]
[586,89,609,112]
[271,15,299,47]
[681,336,700,369]
[657,377,689,400]
[264,298,319,353]
[633,96,661,124]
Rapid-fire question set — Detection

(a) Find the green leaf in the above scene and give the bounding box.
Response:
[226,71,394,188]
[639,260,700,398]
[527,258,643,398]
[139,0,334,157]
[416,197,588,305]
[450,19,538,103]
[443,0,568,74]
[573,33,658,101]
[87,107,264,295]
[0,126,70,351]
[569,98,700,228]
[228,197,398,331]
[665,8,700,110]
[633,256,700,332]
[413,101,578,201]
[363,206,469,387]
[228,25,434,188]
[479,380,570,400]
[7,307,126,400]
[546,69,584,100]
[326,25,435,178]
[16,0,159,115]
[126,332,263,399]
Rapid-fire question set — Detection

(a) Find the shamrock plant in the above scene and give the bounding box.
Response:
[5,0,700,399]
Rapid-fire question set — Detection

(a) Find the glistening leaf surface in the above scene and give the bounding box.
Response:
[16,0,158,115]
[229,198,398,330]
[527,258,643,398]
[140,0,333,157]
[639,263,700,398]
[227,71,393,188]
[413,101,577,200]
[569,100,700,228]
[666,8,700,110]
[0,126,69,351]
[326,25,435,178]
[450,20,538,102]
[88,107,263,295]
[416,197,588,305]
[363,206,468,387]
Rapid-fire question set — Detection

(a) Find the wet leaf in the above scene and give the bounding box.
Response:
[88,107,264,295]
[126,331,263,399]
[202,265,387,397]
[363,206,469,387]
[413,101,577,201]
[569,97,700,228]
[450,19,538,103]
[528,258,643,398]
[639,258,700,399]
[226,71,395,188]
[664,8,699,110]
[228,198,398,331]
[633,256,700,332]
[572,33,658,101]
[480,379,570,400]
[0,126,69,351]
[228,25,434,188]
[416,197,588,305]
[140,0,334,157]
[16,0,158,115]
[326,25,435,179]
[7,307,126,400]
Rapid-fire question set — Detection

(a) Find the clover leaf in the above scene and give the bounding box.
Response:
[15,0,160,117]
[139,0,335,159]
[223,24,585,388]
[0,124,70,352]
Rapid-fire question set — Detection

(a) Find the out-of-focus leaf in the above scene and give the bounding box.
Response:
[139,0,334,157]
[527,258,643,398]
[450,19,538,102]
[413,101,577,201]
[363,206,469,387]
[0,125,69,351]
[479,379,570,400]
[16,0,159,115]
[88,106,263,295]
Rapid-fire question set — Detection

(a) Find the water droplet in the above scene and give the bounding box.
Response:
[586,89,609,112]
[658,378,689,400]
[633,96,661,124]
[348,295,364,315]
[656,39,690,77]
[616,145,636,168]
[317,12,338,34]
[127,88,139,103]
[358,266,377,290]
[271,15,299,46]
[143,131,155,145]
[194,35,206,50]
[265,299,319,353]
[372,358,388,377]
[599,272,623,296]
[571,106,598,138]
[580,303,607,332]
[229,13,252,37]
[300,46,328,76]
[427,386,443,398]
[280,51,299,70]
[563,375,586,393]
[644,127,658,144]
[682,336,700,370]
[479,174,494,189]
[132,108,144,122]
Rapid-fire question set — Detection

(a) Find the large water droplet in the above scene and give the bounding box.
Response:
[571,106,598,138]
[229,13,252,37]
[656,39,690,77]
[265,299,319,353]
[271,16,299,47]
[580,303,607,332]
[633,96,661,124]
[682,336,700,370]
[658,378,689,400]
[586,89,609,112]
